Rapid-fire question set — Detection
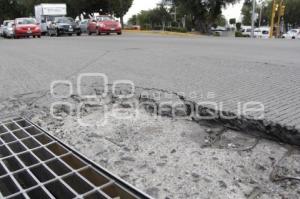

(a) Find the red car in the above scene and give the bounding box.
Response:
[87,16,122,35]
[14,18,41,39]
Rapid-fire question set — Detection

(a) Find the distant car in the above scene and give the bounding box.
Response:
[14,18,41,39]
[3,22,15,38]
[0,26,3,37]
[0,20,13,37]
[282,29,300,39]
[48,17,81,36]
[254,27,270,39]
[211,26,226,36]
[87,15,122,35]
[79,19,89,33]
[241,27,252,37]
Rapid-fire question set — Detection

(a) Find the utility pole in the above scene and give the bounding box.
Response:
[251,0,256,38]
[276,0,282,37]
[259,1,265,27]
[276,0,284,37]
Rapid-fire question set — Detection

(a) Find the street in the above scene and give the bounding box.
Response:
[1,33,300,129]
[1,32,300,199]
[1,0,300,197]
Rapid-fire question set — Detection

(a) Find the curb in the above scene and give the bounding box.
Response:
[123,30,199,37]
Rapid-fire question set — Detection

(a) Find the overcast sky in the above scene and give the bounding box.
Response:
[124,0,244,23]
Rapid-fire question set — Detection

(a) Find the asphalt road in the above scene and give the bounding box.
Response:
[0,33,300,129]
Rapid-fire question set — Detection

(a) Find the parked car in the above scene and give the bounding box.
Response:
[282,29,300,39]
[79,19,89,33]
[254,27,270,39]
[241,27,252,37]
[87,15,122,35]
[3,21,15,38]
[0,20,13,37]
[14,18,41,38]
[48,17,81,36]
[211,26,226,36]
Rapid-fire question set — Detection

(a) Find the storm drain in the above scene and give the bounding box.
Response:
[0,118,150,199]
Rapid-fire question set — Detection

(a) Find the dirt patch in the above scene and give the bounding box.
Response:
[0,87,300,199]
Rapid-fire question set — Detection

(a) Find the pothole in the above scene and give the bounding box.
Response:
[0,86,300,199]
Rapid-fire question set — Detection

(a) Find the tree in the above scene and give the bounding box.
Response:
[213,15,227,27]
[236,22,242,31]
[153,5,172,29]
[0,0,28,23]
[229,18,236,25]
[175,0,239,33]
[133,6,172,30]
[259,0,272,27]
[110,0,133,28]
[128,14,137,25]
[285,0,300,28]
[241,0,256,25]
[260,0,300,29]
[0,0,133,24]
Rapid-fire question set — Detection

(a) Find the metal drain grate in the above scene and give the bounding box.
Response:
[0,117,151,199]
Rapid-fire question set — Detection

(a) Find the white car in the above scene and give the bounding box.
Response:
[79,19,89,33]
[211,26,226,36]
[0,20,13,37]
[254,27,270,39]
[282,29,300,39]
[241,26,252,37]
[3,22,15,38]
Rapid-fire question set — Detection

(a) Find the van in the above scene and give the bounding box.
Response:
[35,4,67,35]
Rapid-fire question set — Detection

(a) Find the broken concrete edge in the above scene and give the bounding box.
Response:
[133,86,300,147]
[1,84,299,147]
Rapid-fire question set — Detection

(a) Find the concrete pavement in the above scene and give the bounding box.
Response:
[0,33,300,142]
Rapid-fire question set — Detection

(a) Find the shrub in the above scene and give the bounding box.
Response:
[171,21,179,27]
[140,26,188,33]
[235,31,244,37]
[236,23,242,31]
[141,24,152,30]
[152,26,162,30]
[165,27,188,33]
[212,32,221,37]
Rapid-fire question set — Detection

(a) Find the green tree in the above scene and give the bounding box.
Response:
[128,14,137,25]
[175,0,238,33]
[260,0,300,28]
[110,0,133,28]
[259,0,272,26]
[1,0,133,23]
[229,18,236,24]
[241,0,261,26]
[241,0,252,25]
[0,0,26,22]
[134,7,172,30]
[285,0,300,27]
[213,15,227,27]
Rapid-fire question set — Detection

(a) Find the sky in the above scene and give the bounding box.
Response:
[124,0,244,23]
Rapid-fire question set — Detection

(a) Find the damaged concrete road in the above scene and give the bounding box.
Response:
[1,35,300,134]
[1,86,300,199]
